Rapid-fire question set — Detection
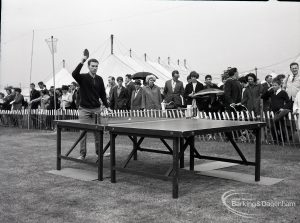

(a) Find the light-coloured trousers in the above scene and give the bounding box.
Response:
[78,106,100,157]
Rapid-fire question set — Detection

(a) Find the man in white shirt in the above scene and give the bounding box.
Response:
[60,85,73,110]
[106,76,116,105]
[283,62,300,103]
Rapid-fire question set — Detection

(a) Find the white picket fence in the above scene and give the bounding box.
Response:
[0,108,299,147]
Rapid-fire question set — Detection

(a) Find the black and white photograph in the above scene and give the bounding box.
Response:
[0,0,299,222]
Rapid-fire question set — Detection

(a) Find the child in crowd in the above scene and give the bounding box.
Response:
[262,78,292,144]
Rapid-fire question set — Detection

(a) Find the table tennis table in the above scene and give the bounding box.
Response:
[55,117,168,181]
[56,117,265,199]
[107,118,265,198]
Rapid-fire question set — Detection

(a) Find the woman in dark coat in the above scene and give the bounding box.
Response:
[184,71,204,111]
[241,73,262,116]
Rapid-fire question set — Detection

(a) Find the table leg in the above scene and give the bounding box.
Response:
[57,126,61,170]
[190,136,194,171]
[173,137,179,199]
[110,133,116,183]
[133,136,138,160]
[98,131,103,181]
[180,138,184,168]
[255,128,261,181]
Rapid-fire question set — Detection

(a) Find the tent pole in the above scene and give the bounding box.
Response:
[51,36,57,114]
[28,29,35,130]
[111,34,114,55]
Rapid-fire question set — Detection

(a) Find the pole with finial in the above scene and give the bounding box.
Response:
[158,57,160,64]
[144,53,147,62]
[110,34,114,55]
[177,59,179,66]
[255,67,258,78]
[129,49,132,58]
[168,57,170,65]
[62,59,65,68]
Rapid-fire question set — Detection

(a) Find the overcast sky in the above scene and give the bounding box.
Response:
[1,0,300,90]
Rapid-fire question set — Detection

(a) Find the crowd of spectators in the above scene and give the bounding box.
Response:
[1,63,299,119]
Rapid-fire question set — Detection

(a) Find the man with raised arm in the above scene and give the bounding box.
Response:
[72,51,109,160]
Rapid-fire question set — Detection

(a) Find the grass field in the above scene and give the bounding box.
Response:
[0,127,299,223]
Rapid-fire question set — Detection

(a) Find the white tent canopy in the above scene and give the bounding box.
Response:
[45,68,74,88]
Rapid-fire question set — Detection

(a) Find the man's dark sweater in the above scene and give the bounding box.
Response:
[261,89,291,113]
[72,63,108,109]
[224,78,242,107]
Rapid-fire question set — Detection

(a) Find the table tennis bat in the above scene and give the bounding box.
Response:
[83,49,89,59]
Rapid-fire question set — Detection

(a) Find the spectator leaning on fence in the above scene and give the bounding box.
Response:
[283,62,300,104]
[72,54,109,160]
[241,73,262,116]
[110,76,129,111]
[262,78,292,143]
[141,75,162,110]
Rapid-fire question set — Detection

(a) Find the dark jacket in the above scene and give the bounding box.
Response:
[184,81,204,105]
[184,81,205,110]
[241,83,262,115]
[224,78,242,108]
[163,79,185,107]
[126,81,136,109]
[261,89,292,113]
[130,88,143,111]
[30,89,41,109]
[110,86,129,110]
[12,94,24,110]
[72,63,108,108]
[3,93,15,110]
[261,82,272,112]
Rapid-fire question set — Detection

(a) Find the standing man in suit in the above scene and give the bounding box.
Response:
[261,74,273,112]
[125,74,135,110]
[163,70,185,108]
[110,76,129,110]
[72,54,109,160]
[130,80,143,111]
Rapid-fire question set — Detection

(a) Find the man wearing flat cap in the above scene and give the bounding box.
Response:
[130,79,143,111]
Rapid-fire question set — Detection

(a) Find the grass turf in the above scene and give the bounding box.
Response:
[0,127,299,223]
